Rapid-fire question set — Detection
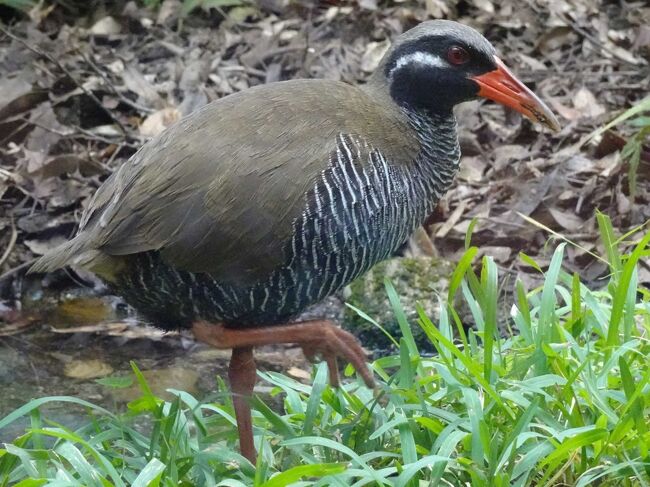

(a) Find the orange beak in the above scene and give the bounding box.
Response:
[472,56,560,132]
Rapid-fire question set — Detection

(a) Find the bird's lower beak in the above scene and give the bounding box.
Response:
[472,56,561,132]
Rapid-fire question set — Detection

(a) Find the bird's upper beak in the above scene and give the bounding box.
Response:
[472,56,561,132]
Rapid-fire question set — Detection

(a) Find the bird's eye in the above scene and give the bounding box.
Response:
[447,46,470,65]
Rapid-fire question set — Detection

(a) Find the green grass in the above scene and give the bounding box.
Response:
[1,217,649,486]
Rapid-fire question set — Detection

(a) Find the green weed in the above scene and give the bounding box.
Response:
[0,218,649,486]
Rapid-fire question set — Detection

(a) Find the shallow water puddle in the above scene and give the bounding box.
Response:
[0,292,311,441]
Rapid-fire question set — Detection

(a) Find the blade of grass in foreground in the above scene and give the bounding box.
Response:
[606,230,650,357]
[417,308,515,419]
[261,463,347,487]
[0,397,114,430]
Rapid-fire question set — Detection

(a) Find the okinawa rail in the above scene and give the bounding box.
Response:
[31,20,560,463]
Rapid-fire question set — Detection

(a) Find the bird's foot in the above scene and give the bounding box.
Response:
[298,324,374,388]
[191,319,374,388]
[191,319,374,465]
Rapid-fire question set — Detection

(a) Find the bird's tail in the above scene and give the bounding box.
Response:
[28,235,90,274]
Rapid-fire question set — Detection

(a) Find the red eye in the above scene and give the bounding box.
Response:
[447,46,470,65]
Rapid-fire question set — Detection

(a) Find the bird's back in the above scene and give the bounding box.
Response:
[32,78,459,328]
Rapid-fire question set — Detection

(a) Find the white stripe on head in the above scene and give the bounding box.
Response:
[388,51,448,78]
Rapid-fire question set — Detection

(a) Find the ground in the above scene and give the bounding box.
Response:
[0,0,649,417]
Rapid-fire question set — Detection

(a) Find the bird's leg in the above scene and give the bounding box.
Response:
[191,320,374,462]
[228,347,257,464]
[192,320,374,388]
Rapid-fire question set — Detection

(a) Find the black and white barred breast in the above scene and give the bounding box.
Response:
[116,110,460,329]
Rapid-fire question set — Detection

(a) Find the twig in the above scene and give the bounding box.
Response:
[0,24,129,137]
[557,13,640,68]
[0,220,17,269]
[105,142,126,167]
[19,115,71,138]
[0,119,31,147]
[81,52,155,114]
[0,259,37,282]
[73,125,143,148]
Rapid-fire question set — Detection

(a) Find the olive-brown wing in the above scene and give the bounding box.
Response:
[40,80,418,287]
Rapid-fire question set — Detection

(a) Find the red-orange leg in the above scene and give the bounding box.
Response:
[192,320,374,463]
[228,347,257,463]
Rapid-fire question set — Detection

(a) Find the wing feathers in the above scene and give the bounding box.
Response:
[32,79,417,286]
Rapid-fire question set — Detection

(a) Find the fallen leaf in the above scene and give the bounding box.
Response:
[287,366,311,380]
[122,63,164,108]
[425,0,451,18]
[64,359,114,379]
[458,156,486,182]
[477,246,511,263]
[139,107,181,137]
[573,87,606,119]
[360,40,390,73]
[89,16,122,36]
[29,154,105,178]
[548,206,584,231]
[52,297,114,326]
[536,26,575,54]
[436,200,468,238]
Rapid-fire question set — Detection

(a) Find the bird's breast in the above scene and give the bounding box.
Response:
[116,112,460,329]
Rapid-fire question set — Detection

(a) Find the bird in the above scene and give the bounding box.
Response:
[30,20,559,463]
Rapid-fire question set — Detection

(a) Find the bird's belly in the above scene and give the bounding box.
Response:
[115,210,420,329]
[115,139,456,330]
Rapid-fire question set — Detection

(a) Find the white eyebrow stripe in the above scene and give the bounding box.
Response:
[389,51,448,77]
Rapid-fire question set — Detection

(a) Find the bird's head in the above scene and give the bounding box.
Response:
[374,20,560,132]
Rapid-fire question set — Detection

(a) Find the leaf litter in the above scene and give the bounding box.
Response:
[0,0,648,393]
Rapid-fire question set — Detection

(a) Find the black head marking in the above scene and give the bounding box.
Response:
[381,21,499,114]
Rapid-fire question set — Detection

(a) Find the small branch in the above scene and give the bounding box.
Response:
[558,13,641,68]
[0,260,37,282]
[81,53,155,114]
[73,125,143,148]
[0,219,17,269]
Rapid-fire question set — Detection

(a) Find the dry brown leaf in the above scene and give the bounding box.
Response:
[361,40,390,73]
[139,107,181,137]
[535,26,575,54]
[287,366,311,380]
[573,87,606,119]
[122,63,164,108]
[64,359,114,379]
[477,246,511,263]
[548,97,581,122]
[458,156,486,182]
[548,206,584,232]
[517,53,548,71]
[89,16,122,36]
[425,0,451,18]
[436,200,468,238]
[53,297,114,326]
[29,154,104,178]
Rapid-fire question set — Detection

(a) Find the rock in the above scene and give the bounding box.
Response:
[343,257,453,354]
